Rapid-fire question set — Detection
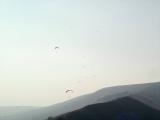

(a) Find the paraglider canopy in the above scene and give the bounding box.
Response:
[54,46,60,50]
[65,89,74,93]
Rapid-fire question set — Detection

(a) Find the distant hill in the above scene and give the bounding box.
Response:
[2,82,160,120]
[0,106,38,117]
[53,97,160,120]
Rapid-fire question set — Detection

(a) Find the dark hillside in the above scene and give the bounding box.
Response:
[52,97,160,120]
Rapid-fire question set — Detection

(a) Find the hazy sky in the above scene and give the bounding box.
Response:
[0,0,160,106]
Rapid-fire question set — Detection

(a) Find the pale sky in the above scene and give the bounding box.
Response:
[0,0,160,106]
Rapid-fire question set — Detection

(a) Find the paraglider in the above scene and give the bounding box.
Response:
[65,89,74,93]
[50,45,60,54]
[54,46,60,50]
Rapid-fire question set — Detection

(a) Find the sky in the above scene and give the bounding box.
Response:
[0,0,160,106]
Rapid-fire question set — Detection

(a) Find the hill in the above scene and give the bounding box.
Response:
[2,82,160,120]
[53,97,160,120]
